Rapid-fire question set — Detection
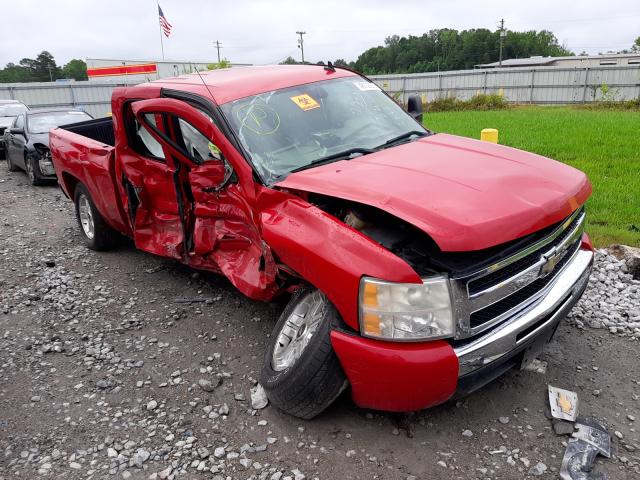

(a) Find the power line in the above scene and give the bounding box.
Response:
[296,31,306,63]
[213,40,222,63]
[498,19,506,67]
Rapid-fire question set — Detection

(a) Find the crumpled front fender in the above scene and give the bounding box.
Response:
[259,192,421,330]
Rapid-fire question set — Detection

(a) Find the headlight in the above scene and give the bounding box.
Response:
[359,276,454,341]
[34,144,50,158]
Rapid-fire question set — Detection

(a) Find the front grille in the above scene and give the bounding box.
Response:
[469,239,580,327]
[468,210,583,296]
[452,208,586,340]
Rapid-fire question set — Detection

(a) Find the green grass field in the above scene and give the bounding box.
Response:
[424,107,640,247]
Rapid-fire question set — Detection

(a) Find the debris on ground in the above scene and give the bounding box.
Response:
[251,383,269,410]
[522,358,548,374]
[549,385,579,422]
[560,418,611,480]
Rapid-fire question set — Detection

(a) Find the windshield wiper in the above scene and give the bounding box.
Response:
[289,147,375,174]
[376,130,428,149]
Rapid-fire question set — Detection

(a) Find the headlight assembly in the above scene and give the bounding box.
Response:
[359,276,454,341]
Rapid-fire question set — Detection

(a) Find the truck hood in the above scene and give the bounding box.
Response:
[275,133,591,252]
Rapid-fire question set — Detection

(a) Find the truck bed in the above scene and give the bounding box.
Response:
[50,117,131,236]
[61,117,115,147]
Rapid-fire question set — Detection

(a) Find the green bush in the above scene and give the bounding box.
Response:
[574,98,640,111]
[425,94,507,112]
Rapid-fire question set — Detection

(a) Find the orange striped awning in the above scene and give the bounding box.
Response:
[87,63,158,78]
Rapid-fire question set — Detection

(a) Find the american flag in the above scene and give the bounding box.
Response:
[158,5,172,37]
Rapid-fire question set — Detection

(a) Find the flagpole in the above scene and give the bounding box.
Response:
[157,1,165,60]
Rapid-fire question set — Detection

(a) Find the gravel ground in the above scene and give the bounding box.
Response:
[0,171,639,480]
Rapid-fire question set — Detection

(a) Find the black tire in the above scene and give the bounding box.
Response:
[261,287,349,419]
[5,150,18,172]
[24,152,45,186]
[74,183,120,251]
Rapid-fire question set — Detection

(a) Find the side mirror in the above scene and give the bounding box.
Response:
[10,127,24,135]
[407,95,423,124]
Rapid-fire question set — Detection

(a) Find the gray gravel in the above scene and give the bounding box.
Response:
[568,248,640,339]
[1,173,639,479]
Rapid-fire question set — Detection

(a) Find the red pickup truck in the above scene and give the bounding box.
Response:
[50,65,594,419]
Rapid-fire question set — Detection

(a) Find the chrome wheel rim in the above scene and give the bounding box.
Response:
[272,290,326,371]
[78,194,95,239]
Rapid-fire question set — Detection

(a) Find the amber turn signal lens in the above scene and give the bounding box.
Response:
[363,313,382,336]
[362,282,378,307]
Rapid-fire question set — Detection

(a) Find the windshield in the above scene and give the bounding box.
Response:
[0,103,28,117]
[27,111,92,134]
[220,76,425,183]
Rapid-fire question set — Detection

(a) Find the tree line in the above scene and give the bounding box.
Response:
[351,29,573,74]
[0,51,87,83]
[285,31,640,75]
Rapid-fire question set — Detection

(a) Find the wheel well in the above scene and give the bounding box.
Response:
[61,172,80,199]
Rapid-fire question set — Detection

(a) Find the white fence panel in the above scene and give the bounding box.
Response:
[371,65,640,104]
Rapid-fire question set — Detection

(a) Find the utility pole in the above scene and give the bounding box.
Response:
[213,40,222,63]
[498,19,506,67]
[296,31,306,63]
[47,64,54,82]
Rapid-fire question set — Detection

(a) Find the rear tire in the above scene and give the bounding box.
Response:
[261,287,348,419]
[74,183,119,251]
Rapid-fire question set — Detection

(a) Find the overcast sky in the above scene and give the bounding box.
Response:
[1,0,638,67]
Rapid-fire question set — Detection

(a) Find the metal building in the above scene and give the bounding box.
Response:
[86,58,252,83]
[477,53,640,69]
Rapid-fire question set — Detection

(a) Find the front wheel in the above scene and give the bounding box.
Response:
[261,288,348,419]
[24,153,45,186]
[74,184,120,251]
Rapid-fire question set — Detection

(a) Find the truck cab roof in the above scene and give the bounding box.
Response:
[145,64,357,105]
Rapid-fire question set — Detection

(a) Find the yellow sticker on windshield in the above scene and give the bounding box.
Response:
[290,93,320,111]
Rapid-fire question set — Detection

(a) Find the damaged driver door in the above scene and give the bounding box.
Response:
[131,98,278,300]
[115,100,185,260]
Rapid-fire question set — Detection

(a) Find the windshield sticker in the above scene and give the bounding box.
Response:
[235,104,280,135]
[289,94,320,111]
[353,81,380,92]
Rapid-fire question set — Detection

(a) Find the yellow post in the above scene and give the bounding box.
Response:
[481,128,499,143]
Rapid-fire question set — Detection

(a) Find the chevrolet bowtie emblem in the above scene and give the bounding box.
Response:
[540,250,561,277]
[556,392,573,414]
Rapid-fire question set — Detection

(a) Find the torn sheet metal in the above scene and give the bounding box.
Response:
[560,418,611,480]
[549,385,579,422]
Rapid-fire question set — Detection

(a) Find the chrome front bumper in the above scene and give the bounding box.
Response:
[455,248,593,376]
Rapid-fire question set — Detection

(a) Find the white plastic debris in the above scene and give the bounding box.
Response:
[251,384,269,410]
